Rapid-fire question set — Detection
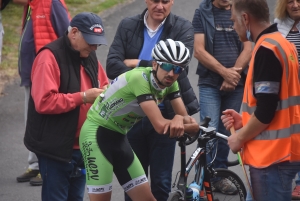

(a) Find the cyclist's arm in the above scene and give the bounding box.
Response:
[170,97,199,134]
[139,100,173,135]
[170,97,188,116]
[139,100,186,138]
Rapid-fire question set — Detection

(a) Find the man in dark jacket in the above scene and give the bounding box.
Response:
[24,12,109,201]
[106,0,199,200]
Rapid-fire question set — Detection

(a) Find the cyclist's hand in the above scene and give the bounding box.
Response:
[182,116,199,135]
[228,134,243,154]
[168,115,184,138]
[221,109,243,130]
[183,115,196,124]
[83,88,106,104]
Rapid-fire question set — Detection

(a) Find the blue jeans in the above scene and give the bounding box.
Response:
[37,149,86,201]
[125,116,176,201]
[199,84,243,169]
[246,161,300,201]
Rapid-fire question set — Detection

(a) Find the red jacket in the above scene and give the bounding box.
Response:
[29,0,71,53]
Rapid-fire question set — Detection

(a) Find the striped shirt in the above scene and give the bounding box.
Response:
[193,5,243,87]
[286,30,300,63]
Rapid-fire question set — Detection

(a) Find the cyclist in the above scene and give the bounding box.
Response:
[79,39,200,201]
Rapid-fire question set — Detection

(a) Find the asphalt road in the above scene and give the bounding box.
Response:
[0,0,282,201]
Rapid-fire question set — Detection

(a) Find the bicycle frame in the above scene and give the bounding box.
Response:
[173,127,229,201]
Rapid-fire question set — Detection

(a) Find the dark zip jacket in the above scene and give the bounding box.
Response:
[24,34,98,162]
[106,9,200,117]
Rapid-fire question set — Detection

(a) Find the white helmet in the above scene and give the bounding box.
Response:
[152,39,190,67]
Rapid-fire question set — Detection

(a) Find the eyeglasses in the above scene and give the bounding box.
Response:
[215,25,234,32]
[150,0,171,4]
[157,61,184,74]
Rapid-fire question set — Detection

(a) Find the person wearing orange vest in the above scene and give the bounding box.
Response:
[274,0,300,198]
[221,0,300,201]
[13,0,70,186]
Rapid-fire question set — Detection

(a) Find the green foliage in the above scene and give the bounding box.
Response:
[1,2,23,70]
[65,0,87,5]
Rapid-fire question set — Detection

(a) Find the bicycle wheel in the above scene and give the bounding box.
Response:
[167,191,182,201]
[209,168,246,201]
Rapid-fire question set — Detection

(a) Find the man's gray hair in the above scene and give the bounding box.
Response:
[67,25,72,33]
[68,26,82,36]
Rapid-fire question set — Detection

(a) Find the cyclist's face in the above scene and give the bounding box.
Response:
[146,0,174,23]
[153,61,180,87]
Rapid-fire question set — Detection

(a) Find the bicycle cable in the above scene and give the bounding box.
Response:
[172,170,181,188]
[206,138,219,167]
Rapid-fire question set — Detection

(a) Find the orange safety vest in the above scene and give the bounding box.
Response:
[241,31,300,168]
[29,0,71,53]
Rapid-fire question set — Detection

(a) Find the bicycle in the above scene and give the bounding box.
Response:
[167,117,246,201]
[187,122,240,167]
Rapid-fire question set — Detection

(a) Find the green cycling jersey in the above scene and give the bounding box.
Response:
[87,67,180,134]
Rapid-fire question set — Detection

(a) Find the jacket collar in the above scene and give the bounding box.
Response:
[275,17,300,37]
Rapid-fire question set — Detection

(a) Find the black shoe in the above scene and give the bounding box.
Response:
[16,169,39,182]
[30,173,43,186]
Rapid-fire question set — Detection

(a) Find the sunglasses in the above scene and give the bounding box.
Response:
[157,61,184,74]
[150,0,171,4]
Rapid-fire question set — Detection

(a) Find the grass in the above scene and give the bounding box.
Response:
[0,0,124,92]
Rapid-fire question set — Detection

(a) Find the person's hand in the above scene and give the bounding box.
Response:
[123,59,140,68]
[83,88,106,104]
[166,115,184,138]
[183,115,197,124]
[220,80,236,91]
[221,109,243,130]
[227,134,243,154]
[183,116,199,135]
[220,67,241,86]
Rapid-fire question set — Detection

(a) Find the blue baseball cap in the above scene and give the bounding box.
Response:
[70,12,107,45]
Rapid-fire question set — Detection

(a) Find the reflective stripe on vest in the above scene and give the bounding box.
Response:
[241,31,300,168]
[264,38,289,80]
[241,95,300,114]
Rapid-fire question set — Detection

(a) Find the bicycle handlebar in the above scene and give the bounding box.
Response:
[179,116,228,145]
[199,126,228,140]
